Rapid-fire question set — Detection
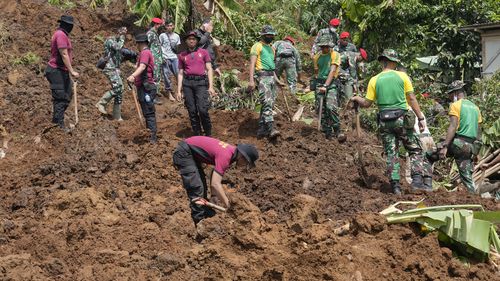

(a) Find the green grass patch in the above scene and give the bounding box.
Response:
[12,52,41,66]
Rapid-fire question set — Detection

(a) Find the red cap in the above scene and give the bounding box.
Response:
[422,92,431,98]
[359,48,368,60]
[151,18,164,24]
[284,36,295,45]
[340,32,350,39]
[329,18,340,27]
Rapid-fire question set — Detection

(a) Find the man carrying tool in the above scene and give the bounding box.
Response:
[313,36,342,140]
[248,25,280,139]
[126,34,158,144]
[172,136,259,226]
[350,49,432,194]
[147,17,164,104]
[195,19,222,77]
[159,19,180,101]
[44,15,79,131]
[311,18,340,58]
[176,31,216,136]
[96,27,128,120]
[273,36,302,95]
[438,80,482,193]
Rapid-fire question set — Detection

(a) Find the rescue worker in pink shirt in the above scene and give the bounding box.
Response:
[173,136,259,226]
[44,15,79,131]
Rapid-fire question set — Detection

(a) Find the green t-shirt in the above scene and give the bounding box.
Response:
[250,42,275,71]
[313,51,340,80]
[449,99,482,139]
[366,70,414,110]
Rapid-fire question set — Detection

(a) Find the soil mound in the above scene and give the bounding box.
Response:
[0,1,498,280]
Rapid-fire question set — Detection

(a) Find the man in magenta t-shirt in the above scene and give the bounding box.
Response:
[44,15,79,130]
[127,34,158,143]
[173,136,259,226]
[176,31,217,136]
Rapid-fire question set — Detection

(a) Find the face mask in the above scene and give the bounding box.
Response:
[263,37,273,44]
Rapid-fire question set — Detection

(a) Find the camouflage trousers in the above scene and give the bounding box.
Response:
[256,75,277,125]
[153,55,162,84]
[449,137,475,193]
[338,77,354,107]
[103,68,124,104]
[379,111,432,181]
[275,57,297,94]
[315,84,340,135]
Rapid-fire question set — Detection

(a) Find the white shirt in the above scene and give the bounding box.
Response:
[159,32,181,60]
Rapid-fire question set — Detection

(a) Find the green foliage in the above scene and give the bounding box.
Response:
[94,34,105,43]
[88,0,111,9]
[0,22,9,48]
[48,0,76,9]
[12,52,41,66]
[212,69,259,111]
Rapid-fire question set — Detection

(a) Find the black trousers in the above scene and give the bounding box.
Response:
[172,141,216,224]
[44,66,72,127]
[182,78,211,136]
[137,85,157,135]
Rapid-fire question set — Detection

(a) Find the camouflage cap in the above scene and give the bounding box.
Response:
[317,36,332,47]
[377,49,400,63]
[445,80,466,94]
[260,25,277,36]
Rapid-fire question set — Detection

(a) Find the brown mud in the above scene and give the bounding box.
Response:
[0,1,498,280]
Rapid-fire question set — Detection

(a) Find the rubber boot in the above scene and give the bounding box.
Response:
[150,132,157,144]
[391,180,402,195]
[96,91,113,114]
[268,122,280,139]
[411,175,424,190]
[423,177,433,191]
[112,103,123,121]
[257,123,269,139]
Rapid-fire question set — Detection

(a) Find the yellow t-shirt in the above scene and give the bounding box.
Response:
[313,50,340,80]
[449,99,482,138]
[250,42,275,71]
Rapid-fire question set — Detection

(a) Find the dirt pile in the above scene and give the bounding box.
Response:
[0,1,498,280]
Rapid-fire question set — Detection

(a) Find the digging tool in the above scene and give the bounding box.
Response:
[281,89,292,122]
[353,102,370,187]
[317,96,323,131]
[128,82,145,128]
[192,197,227,212]
[72,79,79,125]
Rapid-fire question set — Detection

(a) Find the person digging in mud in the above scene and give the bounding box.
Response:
[176,31,216,136]
[44,15,79,132]
[172,136,259,226]
[96,27,128,120]
[312,36,344,141]
[350,49,432,195]
[439,80,482,194]
[248,25,281,139]
[127,34,158,144]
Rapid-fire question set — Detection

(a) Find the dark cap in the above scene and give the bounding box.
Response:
[135,33,148,43]
[184,31,201,40]
[58,15,74,25]
[236,144,259,168]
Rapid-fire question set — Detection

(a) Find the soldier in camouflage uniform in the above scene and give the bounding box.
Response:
[248,25,280,139]
[334,32,359,107]
[273,36,301,94]
[439,81,482,193]
[96,27,127,120]
[147,18,164,91]
[351,49,432,194]
[313,36,342,140]
[311,18,340,58]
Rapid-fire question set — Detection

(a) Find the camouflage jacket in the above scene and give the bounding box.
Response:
[311,27,338,55]
[337,50,358,82]
[104,35,125,69]
[147,28,163,65]
[272,40,301,72]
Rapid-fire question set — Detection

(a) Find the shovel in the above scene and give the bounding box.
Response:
[128,82,145,128]
[192,197,227,212]
[354,102,370,187]
[72,79,79,125]
[317,96,323,131]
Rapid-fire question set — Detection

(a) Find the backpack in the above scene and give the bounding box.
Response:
[277,41,294,57]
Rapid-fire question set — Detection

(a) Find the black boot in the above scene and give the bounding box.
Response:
[411,175,424,190]
[423,177,433,191]
[268,122,280,139]
[391,180,402,195]
[325,131,333,140]
[257,123,269,139]
[150,132,157,144]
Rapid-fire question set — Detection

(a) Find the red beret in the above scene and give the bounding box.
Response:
[340,32,350,39]
[359,48,368,60]
[329,18,340,27]
[151,18,164,24]
[284,36,295,45]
